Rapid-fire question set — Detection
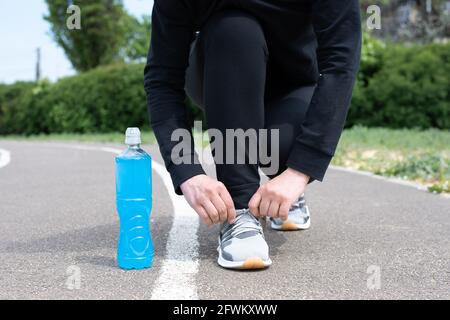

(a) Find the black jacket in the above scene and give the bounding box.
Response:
[144,0,362,194]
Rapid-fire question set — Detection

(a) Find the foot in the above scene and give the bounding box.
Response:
[218,209,272,270]
[270,194,311,231]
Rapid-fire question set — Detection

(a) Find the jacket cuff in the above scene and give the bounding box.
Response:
[168,162,206,195]
[286,142,332,182]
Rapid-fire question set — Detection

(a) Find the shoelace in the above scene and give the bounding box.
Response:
[221,210,262,243]
[291,194,306,209]
[271,196,308,222]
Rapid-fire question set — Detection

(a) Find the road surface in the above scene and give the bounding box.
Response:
[0,140,449,299]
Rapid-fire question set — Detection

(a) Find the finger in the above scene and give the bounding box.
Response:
[194,204,213,226]
[279,202,291,221]
[268,201,280,219]
[201,200,220,224]
[248,192,262,217]
[210,193,228,223]
[219,188,236,224]
[259,198,271,217]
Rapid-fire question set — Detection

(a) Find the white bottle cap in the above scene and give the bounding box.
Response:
[125,127,141,145]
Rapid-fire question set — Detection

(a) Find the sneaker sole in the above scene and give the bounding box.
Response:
[270,218,311,231]
[218,255,272,270]
[217,247,272,270]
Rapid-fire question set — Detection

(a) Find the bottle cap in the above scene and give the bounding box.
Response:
[125,127,141,145]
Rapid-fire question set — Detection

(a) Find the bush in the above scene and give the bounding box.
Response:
[348,37,450,129]
[44,63,149,133]
[0,63,150,135]
[0,37,449,135]
[0,82,36,134]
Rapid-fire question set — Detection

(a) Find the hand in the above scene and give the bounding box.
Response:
[180,174,236,226]
[249,168,309,221]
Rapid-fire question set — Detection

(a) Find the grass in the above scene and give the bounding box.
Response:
[333,126,450,194]
[1,126,449,194]
[0,131,157,145]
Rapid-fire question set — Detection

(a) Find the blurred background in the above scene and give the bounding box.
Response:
[0,0,449,193]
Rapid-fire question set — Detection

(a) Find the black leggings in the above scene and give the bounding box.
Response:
[186,10,315,209]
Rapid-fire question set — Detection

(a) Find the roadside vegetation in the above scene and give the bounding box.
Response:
[2,126,448,194]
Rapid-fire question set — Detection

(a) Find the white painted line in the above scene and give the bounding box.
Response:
[37,143,200,299]
[0,148,11,168]
[149,160,199,300]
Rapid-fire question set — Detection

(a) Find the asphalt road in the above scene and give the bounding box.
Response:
[0,140,449,300]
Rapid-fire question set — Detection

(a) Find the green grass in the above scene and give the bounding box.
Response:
[0,131,157,145]
[333,126,450,193]
[1,126,449,193]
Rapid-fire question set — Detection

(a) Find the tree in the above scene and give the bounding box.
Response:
[122,15,152,63]
[395,0,450,42]
[361,0,450,42]
[45,0,128,72]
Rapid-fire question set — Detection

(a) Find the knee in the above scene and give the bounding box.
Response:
[203,10,268,56]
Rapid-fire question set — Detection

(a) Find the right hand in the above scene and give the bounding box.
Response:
[180,174,236,226]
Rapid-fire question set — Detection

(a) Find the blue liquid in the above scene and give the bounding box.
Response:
[115,145,153,269]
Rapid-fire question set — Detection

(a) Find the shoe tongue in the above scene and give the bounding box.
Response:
[235,208,251,216]
[223,209,261,238]
[236,209,259,223]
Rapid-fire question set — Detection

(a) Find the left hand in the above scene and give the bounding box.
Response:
[249,168,309,220]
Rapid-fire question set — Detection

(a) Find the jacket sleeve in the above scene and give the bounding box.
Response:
[144,0,205,195]
[286,0,362,181]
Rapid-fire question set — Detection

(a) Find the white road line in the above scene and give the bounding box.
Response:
[149,161,199,300]
[0,148,11,168]
[36,143,200,299]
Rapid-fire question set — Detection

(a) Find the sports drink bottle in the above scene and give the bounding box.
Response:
[115,127,153,269]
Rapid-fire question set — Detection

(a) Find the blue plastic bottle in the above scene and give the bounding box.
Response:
[115,127,153,269]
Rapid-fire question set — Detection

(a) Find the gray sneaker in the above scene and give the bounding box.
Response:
[270,194,311,231]
[218,209,272,270]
